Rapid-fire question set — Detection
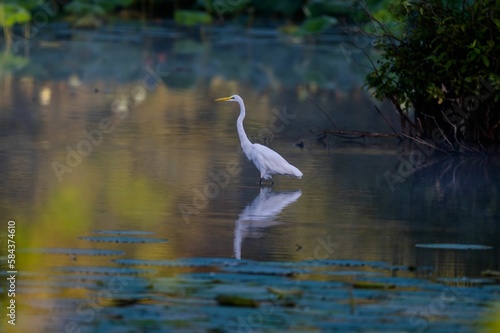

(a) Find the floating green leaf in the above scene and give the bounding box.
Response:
[267,287,303,298]
[174,10,212,26]
[216,294,260,307]
[352,281,396,289]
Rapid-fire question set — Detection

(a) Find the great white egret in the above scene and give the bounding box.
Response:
[215,95,303,185]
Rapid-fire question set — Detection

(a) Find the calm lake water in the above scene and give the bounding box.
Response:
[1,23,499,332]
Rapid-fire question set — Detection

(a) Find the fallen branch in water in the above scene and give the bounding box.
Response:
[323,129,399,139]
[307,97,338,130]
[400,133,450,154]
[308,98,400,141]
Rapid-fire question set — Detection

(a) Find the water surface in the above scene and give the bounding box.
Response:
[0,23,498,332]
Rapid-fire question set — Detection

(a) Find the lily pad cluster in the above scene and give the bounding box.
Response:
[14,245,500,332]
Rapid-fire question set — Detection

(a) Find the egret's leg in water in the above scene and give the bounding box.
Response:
[259,178,274,187]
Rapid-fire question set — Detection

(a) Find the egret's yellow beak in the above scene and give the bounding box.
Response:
[215,96,232,102]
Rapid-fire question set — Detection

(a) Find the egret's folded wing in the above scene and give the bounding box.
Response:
[253,144,302,177]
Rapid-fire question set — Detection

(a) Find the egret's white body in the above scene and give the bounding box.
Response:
[215,95,303,185]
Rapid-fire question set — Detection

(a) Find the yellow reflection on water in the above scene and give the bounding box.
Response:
[39,87,52,106]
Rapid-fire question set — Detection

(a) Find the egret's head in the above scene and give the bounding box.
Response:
[215,95,240,103]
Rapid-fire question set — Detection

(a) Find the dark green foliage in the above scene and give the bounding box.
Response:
[305,0,353,17]
[366,0,500,149]
[174,10,212,26]
[0,3,31,28]
[251,0,303,17]
[196,0,251,18]
[64,0,134,16]
[297,15,338,35]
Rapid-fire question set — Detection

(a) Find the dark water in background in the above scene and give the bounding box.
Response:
[0,23,499,332]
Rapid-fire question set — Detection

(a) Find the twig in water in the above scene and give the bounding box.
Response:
[374,105,399,137]
[307,97,339,130]
[327,129,398,139]
[400,133,450,154]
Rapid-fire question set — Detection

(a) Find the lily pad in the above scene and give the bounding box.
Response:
[91,230,155,235]
[25,298,83,311]
[26,248,124,256]
[437,277,497,285]
[415,243,493,250]
[56,266,155,275]
[102,303,208,323]
[299,259,390,269]
[177,272,294,286]
[79,236,168,243]
[96,293,153,307]
[221,264,303,276]
[267,287,303,297]
[352,281,396,289]
[216,294,260,307]
[322,270,382,277]
[58,274,151,291]
[18,278,97,291]
[355,276,428,288]
[114,257,238,267]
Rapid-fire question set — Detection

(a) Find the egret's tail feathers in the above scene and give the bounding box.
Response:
[289,165,303,179]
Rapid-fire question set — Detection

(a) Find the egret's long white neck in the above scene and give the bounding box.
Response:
[236,98,252,148]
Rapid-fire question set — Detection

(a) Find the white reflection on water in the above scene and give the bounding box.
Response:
[234,188,302,259]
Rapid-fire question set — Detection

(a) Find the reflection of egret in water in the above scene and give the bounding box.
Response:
[234,188,302,259]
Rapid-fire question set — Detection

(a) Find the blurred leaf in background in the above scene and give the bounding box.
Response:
[174,9,212,26]
[0,3,31,27]
[196,0,251,20]
[297,15,338,35]
[64,0,134,27]
[251,0,303,18]
[303,0,353,19]
[0,2,31,48]
[0,52,29,77]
